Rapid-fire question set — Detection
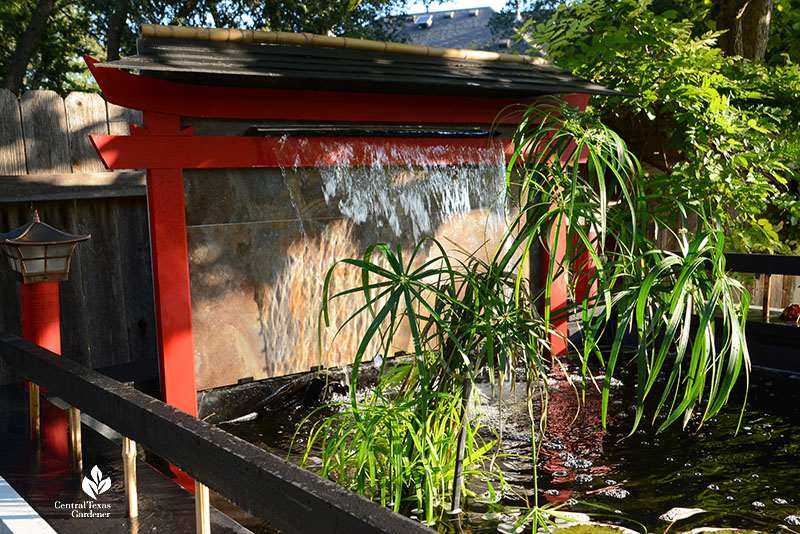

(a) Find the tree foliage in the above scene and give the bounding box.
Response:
[488,0,560,39]
[1,0,99,94]
[766,0,800,64]
[529,0,800,253]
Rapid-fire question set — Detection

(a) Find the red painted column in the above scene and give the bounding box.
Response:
[573,226,599,303]
[142,111,198,417]
[543,213,569,357]
[21,282,61,353]
[20,282,70,458]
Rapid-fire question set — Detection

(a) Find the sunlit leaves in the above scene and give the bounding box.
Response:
[530,0,800,254]
[506,100,750,433]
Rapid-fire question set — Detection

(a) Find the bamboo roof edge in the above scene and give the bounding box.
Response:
[138,24,548,65]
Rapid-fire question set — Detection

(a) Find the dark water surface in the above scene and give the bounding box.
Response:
[527,363,800,532]
[220,363,800,533]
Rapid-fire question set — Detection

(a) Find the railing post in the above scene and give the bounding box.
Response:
[29,383,40,440]
[69,406,82,471]
[195,481,211,534]
[122,437,138,518]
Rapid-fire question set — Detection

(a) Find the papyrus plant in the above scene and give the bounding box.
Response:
[302,98,750,527]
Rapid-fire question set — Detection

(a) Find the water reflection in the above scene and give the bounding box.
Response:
[220,363,800,533]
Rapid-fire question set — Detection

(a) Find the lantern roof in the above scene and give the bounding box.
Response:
[0,213,90,246]
[94,24,626,99]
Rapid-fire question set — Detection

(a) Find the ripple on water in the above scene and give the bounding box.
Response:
[599,488,630,499]
[562,458,593,469]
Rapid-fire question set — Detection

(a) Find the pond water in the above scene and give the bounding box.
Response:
[216,362,800,533]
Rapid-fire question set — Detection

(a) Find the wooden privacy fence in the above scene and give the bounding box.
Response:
[0,88,156,385]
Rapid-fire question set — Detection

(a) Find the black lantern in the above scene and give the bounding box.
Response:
[0,211,90,284]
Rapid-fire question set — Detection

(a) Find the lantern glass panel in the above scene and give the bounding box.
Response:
[25,258,46,273]
[48,244,72,258]
[20,245,46,259]
[48,257,68,272]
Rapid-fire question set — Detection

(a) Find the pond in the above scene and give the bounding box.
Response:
[206,360,800,533]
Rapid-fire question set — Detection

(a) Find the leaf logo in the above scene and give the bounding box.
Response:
[82,465,111,500]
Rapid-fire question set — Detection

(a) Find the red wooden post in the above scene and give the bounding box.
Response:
[141,111,198,492]
[21,282,61,354]
[542,92,590,357]
[573,226,599,303]
[20,282,70,457]
[142,111,198,417]
[543,214,569,357]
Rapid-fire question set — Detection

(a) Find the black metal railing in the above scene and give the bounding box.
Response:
[0,331,433,534]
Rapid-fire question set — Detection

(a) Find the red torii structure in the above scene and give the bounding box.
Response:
[86,39,592,417]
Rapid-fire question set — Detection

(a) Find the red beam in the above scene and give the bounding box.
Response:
[90,134,509,170]
[85,55,535,124]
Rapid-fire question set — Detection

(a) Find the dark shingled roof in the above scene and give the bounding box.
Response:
[399,7,531,55]
[97,35,621,98]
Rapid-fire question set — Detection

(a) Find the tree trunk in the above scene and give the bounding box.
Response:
[2,0,56,95]
[106,0,130,61]
[714,0,774,61]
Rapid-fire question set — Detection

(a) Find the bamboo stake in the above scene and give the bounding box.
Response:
[762,273,772,321]
[69,406,82,471]
[451,373,472,514]
[195,480,211,534]
[122,437,138,518]
[29,383,40,440]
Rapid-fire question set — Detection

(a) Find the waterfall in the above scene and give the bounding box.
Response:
[315,140,508,242]
[185,136,510,389]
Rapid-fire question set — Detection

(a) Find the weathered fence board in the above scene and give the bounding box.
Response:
[0,171,145,201]
[0,90,155,386]
[0,89,26,175]
[65,92,109,173]
[112,196,157,361]
[20,90,72,174]
[107,102,142,137]
[653,229,800,309]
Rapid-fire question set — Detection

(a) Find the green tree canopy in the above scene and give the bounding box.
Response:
[1,0,100,94]
[530,0,800,253]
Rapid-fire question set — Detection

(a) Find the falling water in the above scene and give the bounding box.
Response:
[315,139,508,242]
[185,138,510,390]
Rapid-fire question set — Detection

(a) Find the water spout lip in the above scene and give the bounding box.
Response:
[245,125,497,138]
